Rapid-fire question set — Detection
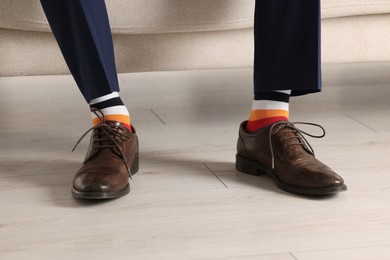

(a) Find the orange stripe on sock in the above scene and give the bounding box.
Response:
[246,116,288,132]
[248,109,289,121]
[92,114,131,126]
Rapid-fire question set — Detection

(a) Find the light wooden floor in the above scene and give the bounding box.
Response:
[1,63,390,259]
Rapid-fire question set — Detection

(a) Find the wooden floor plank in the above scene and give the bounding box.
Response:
[1,63,390,259]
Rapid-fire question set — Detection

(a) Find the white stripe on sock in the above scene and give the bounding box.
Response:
[89,92,120,105]
[91,105,129,119]
[251,100,289,111]
[275,90,292,95]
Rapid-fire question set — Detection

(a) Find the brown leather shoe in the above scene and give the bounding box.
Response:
[236,121,347,195]
[71,120,139,199]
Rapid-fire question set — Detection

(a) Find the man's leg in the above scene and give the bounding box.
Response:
[40,0,139,199]
[247,0,321,132]
[253,0,321,96]
[236,0,347,195]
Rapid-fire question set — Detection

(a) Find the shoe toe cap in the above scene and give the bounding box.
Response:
[73,170,127,193]
[293,164,345,188]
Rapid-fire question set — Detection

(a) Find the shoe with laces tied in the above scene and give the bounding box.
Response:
[71,116,139,199]
[236,120,347,195]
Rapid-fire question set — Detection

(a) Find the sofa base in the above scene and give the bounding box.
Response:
[1,14,390,77]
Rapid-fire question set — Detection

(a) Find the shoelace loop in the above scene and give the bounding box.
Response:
[269,121,326,170]
[71,109,133,178]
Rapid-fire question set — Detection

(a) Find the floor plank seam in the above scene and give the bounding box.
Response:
[346,114,378,133]
[202,163,228,188]
[150,109,166,125]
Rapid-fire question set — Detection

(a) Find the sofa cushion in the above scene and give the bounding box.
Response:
[1,0,390,34]
[0,0,254,34]
[322,0,390,18]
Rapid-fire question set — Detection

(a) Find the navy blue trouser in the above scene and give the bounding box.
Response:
[40,0,321,102]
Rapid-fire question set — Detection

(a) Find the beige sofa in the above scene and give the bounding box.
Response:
[1,0,390,77]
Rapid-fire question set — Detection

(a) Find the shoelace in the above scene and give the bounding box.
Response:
[269,121,326,170]
[72,109,133,178]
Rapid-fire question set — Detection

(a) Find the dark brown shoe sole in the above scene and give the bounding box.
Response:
[235,154,347,196]
[72,154,139,200]
[72,184,131,200]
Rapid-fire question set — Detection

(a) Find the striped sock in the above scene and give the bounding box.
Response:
[245,90,291,133]
[89,92,131,131]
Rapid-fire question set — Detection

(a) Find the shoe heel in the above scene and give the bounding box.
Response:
[236,154,265,176]
[130,153,139,175]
